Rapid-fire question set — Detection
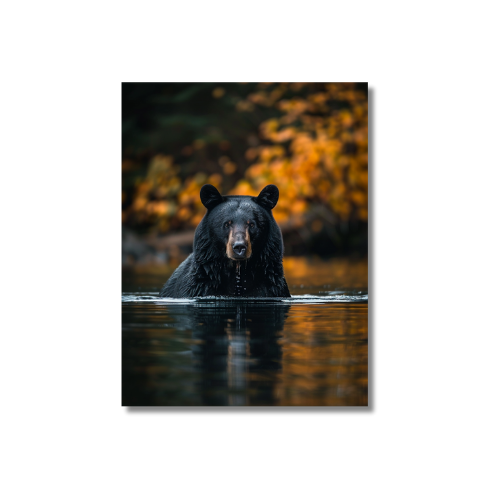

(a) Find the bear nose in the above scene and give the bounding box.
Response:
[232,242,247,257]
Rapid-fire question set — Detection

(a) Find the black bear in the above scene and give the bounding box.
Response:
[159,184,290,298]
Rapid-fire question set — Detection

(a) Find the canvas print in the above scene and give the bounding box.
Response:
[122,83,368,406]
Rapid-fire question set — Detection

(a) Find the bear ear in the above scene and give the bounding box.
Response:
[200,184,223,209]
[254,184,279,210]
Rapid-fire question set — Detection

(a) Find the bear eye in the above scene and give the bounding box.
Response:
[249,222,255,229]
[224,221,232,229]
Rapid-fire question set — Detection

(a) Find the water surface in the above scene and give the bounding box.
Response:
[122,257,368,406]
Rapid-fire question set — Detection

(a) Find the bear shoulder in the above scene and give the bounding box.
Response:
[159,254,195,298]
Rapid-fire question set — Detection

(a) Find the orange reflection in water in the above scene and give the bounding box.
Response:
[122,257,368,406]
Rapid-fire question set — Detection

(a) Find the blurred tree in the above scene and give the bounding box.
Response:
[122,82,368,256]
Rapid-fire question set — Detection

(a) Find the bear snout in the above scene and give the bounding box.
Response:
[226,228,252,260]
[232,241,247,257]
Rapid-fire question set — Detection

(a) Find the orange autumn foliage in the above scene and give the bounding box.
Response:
[231,83,368,226]
[123,83,368,237]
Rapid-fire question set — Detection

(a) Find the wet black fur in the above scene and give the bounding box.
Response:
[159,185,290,298]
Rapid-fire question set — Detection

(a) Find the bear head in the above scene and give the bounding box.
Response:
[196,184,281,263]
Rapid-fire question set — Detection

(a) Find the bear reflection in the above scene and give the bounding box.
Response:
[189,302,289,406]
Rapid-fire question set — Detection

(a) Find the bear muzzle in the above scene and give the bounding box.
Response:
[232,241,247,258]
[226,228,252,260]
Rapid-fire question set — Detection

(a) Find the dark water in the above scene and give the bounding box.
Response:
[122,257,368,406]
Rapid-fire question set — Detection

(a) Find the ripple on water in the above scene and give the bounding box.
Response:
[121,293,368,304]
